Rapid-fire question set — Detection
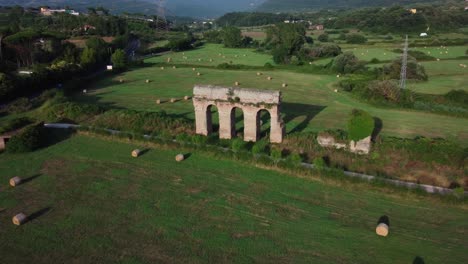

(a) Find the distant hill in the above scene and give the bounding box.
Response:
[258,0,446,12]
[0,0,268,18]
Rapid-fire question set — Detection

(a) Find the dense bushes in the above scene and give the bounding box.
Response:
[329,52,365,74]
[346,34,367,44]
[167,36,194,52]
[347,109,374,141]
[42,102,103,123]
[309,44,342,58]
[0,117,34,134]
[92,109,193,135]
[445,90,468,105]
[6,123,46,153]
[381,57,428,81]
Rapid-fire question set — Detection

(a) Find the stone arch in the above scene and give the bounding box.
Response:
[206,104,219,134]
[230,107,244,138]
[256,109,272,140]
[193,85,284,143]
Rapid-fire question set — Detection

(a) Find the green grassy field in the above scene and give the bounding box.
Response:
[146,44,275,67]
[74,64,468,142]
[0,134,467,263]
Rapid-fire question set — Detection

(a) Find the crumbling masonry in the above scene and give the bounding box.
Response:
[193,85,285,143]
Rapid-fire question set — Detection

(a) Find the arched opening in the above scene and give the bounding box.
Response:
[206,104,219,134]
[256,109,271,140]
[230,107,244,139]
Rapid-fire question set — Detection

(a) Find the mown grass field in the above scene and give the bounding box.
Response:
[147,44,275,67]
[0,134,467,263]
[74,57,468,142]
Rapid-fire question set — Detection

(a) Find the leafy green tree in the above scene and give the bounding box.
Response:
[346,33,367,44]
[309,43,342,58]
[318,34,329,42]
[111,49,127,70]
[85,37,108,63]
[80,47,97,68]
[204,30,223,44]
[0,73,15,100]
[330,52,365,74]
[382,56,427,81]
[222,26,243,48]
[266,23,306,64]
[347,109,374,141]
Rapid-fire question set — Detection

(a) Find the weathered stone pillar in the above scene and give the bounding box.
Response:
[194,102,211,136]
[243,107,259,142]
[218,104,234,139]
[269,106,284,143]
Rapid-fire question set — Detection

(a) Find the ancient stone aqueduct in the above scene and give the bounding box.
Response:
[193,85,285,143]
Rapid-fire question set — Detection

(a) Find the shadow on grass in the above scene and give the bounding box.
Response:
[21,174,42,185]
[183,153,192,160]
[372,117,383,141]
[378,215,390,226]
[282,103,327,134]
[28,207,52,222]
[139,149,150,156]
[413,256,425,264]
[43,128,74,149]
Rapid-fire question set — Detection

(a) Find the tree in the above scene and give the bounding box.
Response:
[347,109,374,141]
[204,30,222,44]
[0,73,15,101]
[346,33,367,44]
[330,52,365,74]
[111,49,127,70]
[265,23,306,64]
[80,47,97,68]
[222,26,243,48]
[309,43,342,58]
[382,56,428,81]
[85,37,108,63]
[318,34,329,42]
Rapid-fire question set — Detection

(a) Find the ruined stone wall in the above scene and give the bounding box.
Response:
[193,85,284,143]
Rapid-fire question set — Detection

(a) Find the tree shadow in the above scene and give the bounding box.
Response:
[413,256,425,264]
[21,174,42,184]
[378,215,390,226]
[372,117,383,141]
[28,207,52,222]
[282,103,327,134]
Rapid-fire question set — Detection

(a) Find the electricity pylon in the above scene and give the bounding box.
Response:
[399,35,408,89]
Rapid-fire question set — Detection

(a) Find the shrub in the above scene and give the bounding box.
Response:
[0,117,34,134]
[167,37,193,51]
[191,135,208,145]
[330,52,365,74]
[111,49,127,70]
[309,44,342,58]
[6,123,46,153]
[287,153,303,165]
[367,80,401,103]
[318,34,329,42]
[347,109,374,141]
[232,138,247,152]
[381,56,428,81]
[204,30,223,43]
[43,102,103,123]
[270,148,282,160]
[313,157,327,170]
[252,140,269,155]
[445,90,468,105]
[5,97,33,114]
[346,34,367,44]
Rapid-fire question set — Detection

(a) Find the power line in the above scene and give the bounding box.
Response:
[155,0,169,33]
[399,35,408,90]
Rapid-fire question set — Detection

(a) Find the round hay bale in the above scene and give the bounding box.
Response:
[9,177,22,187]
[145,79,150,83]
[12,213,27,226]
[309,62,312,65]
[173,66,177,69]
[184,96,190,100]
[256,72,262,76]
[83,89,87,94]
[119,79,124,83]
[437,58,440,61]
[156,99,161,104]
[209,59,213,62]
[376,223,389,237]
[282,83,288,88]
[161,67,165,70]
[131,149,141,158]
[175,154,185,162]
[334,89,338,93]
[267,76,272,81]
[197,72,202,76]
[192,68,196,71]
[170,98,176,103]
[198,58,202,62]
[337,75,340,78]
[235,82,240,86]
